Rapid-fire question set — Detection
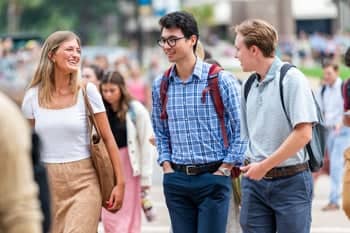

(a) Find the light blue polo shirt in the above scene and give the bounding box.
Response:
[240,57,317,167]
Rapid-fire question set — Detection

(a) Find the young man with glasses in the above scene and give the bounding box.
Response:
[151,11,246,233]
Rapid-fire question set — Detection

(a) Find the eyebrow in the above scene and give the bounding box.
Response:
[160,35,183,39]
[63,45,80,49]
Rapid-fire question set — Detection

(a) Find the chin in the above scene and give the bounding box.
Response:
[241,65,252,73]
[67,66,79,73]
[167,57,175,63]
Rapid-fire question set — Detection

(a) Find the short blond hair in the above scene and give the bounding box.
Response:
[235,19,278,58]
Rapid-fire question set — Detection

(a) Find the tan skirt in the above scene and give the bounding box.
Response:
[46,158,102,233]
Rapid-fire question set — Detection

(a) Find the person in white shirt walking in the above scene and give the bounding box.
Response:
[320,62,350,211]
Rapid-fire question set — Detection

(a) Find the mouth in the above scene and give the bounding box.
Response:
[67,59,79,66]
[165,50,175,57]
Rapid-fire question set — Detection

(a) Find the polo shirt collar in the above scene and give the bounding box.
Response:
[260,56,283,83]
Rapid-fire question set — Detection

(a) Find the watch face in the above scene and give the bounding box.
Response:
[220,168,231,176]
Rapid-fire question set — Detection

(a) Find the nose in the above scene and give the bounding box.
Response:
[233,49,238,59]
[103,92,111,98]
[162,42,171,50]
[72,49,81,59]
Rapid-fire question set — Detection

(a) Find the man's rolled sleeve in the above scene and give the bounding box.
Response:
[151,77,172,165]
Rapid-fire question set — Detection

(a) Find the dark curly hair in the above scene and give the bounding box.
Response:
[159,11,199,53]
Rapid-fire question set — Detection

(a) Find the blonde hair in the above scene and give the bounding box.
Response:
[29,31,81,107]
[195,40,205,59]
[235,19,278,58]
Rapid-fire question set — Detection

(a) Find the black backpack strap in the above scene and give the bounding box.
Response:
[244,73,257,101]
[279,63,296,127]
[320,84,326,99]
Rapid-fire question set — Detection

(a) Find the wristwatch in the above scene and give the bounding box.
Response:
[218,167,231,176]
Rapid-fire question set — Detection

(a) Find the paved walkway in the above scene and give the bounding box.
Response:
[98,173,350,233]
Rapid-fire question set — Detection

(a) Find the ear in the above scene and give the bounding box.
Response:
[190,35,198,47]
[250,45,260,57]
[48,51,55,62]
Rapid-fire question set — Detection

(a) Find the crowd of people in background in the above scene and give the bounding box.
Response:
[2,10,350,233]
[2,29,350,102]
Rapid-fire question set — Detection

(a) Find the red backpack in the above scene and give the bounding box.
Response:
[159,64,229,148]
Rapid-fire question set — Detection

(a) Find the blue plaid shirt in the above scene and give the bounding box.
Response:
[152,59,247,165]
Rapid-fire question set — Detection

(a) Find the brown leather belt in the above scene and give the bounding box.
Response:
[245,160,309,179]
[171,161,222,176]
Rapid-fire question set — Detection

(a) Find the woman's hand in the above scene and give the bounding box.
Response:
[106,183,125,212]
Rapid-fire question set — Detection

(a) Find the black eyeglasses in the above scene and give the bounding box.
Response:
[157,36,185,48]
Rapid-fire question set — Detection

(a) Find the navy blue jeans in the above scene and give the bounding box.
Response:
[163,171,231,233]
[240,170,313,233]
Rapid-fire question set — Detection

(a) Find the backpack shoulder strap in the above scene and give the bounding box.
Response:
[244,73,257,101]
[320,84,326,99]
[208,63,223,78]
[279,63,296,126]
[206,64,229,148]
[160,66,173,120]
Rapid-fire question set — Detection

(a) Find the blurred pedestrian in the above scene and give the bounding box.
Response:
[94,54,109,70]
[319,62,350,211]
[99,70,156,233]
[82,64,104,87]
[341,47,350,219]
[126,62,151,110]
[0,91,42,233]
[152,11,246,233]
[21,30,125,233]
[235,19,317,233]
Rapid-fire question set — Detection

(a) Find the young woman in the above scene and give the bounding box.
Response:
[100,70,155,233]
[21,31,125,233]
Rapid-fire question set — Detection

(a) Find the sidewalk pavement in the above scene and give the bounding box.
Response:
[98,174,350,233]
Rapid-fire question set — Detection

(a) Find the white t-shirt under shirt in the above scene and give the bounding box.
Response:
[22,83,105,163]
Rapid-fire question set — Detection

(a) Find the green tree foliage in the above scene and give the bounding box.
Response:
[184,4,215,29]
[0,0,119,44]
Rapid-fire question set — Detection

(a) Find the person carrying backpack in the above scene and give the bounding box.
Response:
[319,62,350,211]
[235,19,318,233]
[151,11,246,233]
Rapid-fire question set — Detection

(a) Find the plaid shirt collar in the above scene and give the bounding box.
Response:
[168,58,204,82]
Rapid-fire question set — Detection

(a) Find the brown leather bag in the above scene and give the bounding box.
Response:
[82,87,116,211]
